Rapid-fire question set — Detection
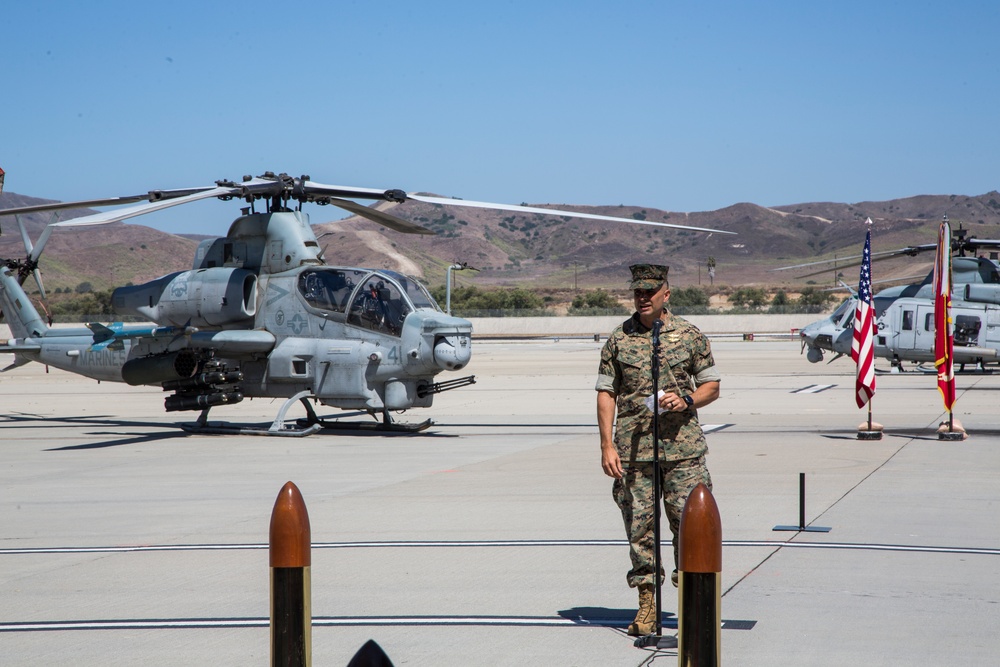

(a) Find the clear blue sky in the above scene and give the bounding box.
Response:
[2,1,998,234]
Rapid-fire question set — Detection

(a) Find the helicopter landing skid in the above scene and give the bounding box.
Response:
[296,399,433,433]
[181,391,323,437]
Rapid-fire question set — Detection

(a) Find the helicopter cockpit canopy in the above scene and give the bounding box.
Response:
[297,267,441,337]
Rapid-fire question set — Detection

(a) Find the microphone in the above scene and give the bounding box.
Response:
[652,318,663,343]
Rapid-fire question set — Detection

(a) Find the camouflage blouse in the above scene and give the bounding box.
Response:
[596,312,717,463]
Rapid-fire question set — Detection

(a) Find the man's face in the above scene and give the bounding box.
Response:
[633,283,669,316]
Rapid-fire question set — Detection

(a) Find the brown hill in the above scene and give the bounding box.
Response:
[3,190,999,297]
[312,192,1000,289]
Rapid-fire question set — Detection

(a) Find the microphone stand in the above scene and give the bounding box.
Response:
[636,318,676,648]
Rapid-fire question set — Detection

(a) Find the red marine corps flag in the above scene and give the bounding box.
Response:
[851,221,876,409]
[934,217,956,412]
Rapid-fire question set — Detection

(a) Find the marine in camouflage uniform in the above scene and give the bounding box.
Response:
[596,264,720,636]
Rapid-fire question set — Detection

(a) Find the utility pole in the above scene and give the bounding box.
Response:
[446,262,479,315]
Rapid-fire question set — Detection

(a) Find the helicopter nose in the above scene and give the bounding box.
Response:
[800,327,825,363]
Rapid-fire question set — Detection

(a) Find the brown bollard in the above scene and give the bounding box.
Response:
[270,481,312,667]
[677,483,722,667]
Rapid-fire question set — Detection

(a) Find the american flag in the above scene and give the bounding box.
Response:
[934,219,956,410]
[851,224,876,408]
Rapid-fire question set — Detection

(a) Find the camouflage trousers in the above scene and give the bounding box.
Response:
[612,456,712,588]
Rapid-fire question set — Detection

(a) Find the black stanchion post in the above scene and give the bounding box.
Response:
[635,319,677,649]
[773,473,831,533]
[798,472,806,530]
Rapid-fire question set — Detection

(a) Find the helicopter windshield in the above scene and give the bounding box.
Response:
[347,273,414,337]
[377,269,441,311]
[298,268,366,313]
[831,298,854,326]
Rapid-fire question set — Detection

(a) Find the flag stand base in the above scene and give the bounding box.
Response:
[633,633,678,649]
[857,430,883,440]
[938,431,965,441]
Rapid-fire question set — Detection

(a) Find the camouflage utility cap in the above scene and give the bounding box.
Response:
[629,264,669,290]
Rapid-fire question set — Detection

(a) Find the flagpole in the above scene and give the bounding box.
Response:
[854,219,881,440]
[935,215,964,441]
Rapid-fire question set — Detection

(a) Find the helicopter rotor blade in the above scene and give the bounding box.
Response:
[773,245,936,272]
[407,194,735,234]
[301,180,402,202]
[16,216,34,255]
[1,173,735,245]
[0,194,154,218]
[325,197,436,235]
[26,185,237,264]
[32,268,47,301]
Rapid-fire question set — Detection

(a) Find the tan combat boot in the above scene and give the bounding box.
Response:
[627,584,656,636]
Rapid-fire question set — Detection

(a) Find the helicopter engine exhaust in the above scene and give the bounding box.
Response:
[964,284,1000,305]
[113,267,257,328]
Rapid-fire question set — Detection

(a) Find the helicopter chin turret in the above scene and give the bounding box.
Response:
[433,333,471,370]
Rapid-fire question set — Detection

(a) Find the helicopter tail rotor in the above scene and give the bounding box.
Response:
[1,215,53,323]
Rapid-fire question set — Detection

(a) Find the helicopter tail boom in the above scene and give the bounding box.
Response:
[0,266,49,339]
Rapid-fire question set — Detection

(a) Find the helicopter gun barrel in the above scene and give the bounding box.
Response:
[417,375,477,398]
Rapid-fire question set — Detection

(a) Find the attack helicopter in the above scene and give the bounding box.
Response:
[790,222,1000,372]
[0,171,730,435]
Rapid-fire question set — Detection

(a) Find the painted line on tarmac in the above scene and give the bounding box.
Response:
[2,540,998,556]
[790,384,836,394]
[0,616,758,633]
[702,423,732,434]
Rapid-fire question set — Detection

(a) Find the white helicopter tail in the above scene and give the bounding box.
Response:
[0,267,49,339]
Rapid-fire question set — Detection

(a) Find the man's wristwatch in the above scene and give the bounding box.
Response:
[681,395,694,407]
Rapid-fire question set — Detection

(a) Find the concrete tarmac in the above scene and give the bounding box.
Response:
[2,339,999,666]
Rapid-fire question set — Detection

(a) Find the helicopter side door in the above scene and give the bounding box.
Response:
[912,304,935,353]
[986,304,1000,345]
[897,305,917,351]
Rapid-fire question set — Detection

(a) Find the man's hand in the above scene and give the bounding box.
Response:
[597,390,622,478]
[658,381,720,412]
[602,445,623,479]
[658,391,686,412]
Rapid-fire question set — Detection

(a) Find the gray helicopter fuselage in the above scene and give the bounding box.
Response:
[2,210,473,415]
[874,293,999,365]
[800,256,1000,367]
